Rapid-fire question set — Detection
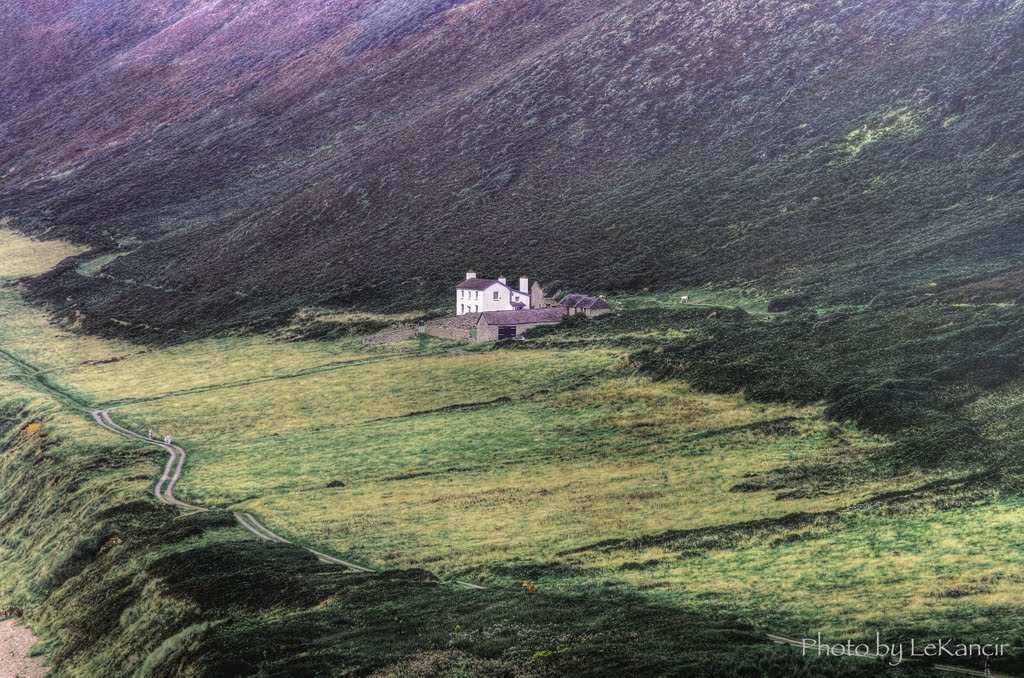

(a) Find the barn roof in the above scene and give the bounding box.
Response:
[480,308,566,326]
[558,294,611,310]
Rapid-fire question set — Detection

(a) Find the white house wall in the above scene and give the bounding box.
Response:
[456,288,485,315]
[457,282,530,315]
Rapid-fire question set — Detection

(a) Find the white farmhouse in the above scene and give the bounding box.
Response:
[455,270,531,315]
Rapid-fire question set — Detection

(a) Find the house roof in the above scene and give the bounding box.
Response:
[479,308,566,326]
[455,278,530,297]
[456,278,501,290]
[558,294,611,310]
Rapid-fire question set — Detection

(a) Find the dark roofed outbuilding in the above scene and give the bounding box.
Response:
[558,294,611,316]
[473,307,567,341]
[480,308,567,325]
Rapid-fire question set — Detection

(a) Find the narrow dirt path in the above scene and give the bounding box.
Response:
[91,409,202,511]
[233,511,373,571]
[0,619,48,677]
[89,408,387,573]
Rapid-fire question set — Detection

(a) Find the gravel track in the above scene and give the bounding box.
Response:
[91,409,202,511]
[0,620,48,677]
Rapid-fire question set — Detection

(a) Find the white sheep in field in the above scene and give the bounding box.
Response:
[680,295,691,302]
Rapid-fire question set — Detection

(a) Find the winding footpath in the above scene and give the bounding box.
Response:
[0,619,48,677]
[91,409,201,511]
[90,408,378,572]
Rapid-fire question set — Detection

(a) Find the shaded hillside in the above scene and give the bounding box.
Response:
[3,0,1024,338]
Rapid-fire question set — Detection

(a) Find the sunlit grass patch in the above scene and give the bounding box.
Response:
[605,497,1024,641]
[75,252,129,277]
[0,286,136,372]
[55,334,369,405]
[152,373,923,582]
[605,286,770,313]
[0,229,87,279]
[842,106,927,158]
[113,348,620,497]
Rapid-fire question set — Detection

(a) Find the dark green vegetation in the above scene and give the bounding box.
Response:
[2,0,1024,339]
[529,300,1024,473]
[517,299,1024,676]
[0,395,905,676]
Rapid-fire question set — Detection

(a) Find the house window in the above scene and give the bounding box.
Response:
[475,291,479,300]
[475,305,479,312]
[460,304,464,314]
[493,291,500,300]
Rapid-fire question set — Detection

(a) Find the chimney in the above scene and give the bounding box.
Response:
[519,277,529,294]
[466,269,477,280]
[498,276,507,285]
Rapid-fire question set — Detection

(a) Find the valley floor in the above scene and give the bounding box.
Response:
[0,229,1021,675]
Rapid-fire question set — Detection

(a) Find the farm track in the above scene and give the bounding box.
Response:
[0,346,1008,675]
[91,409,203,511]
[91,406,489,589]
[90,407,388,574]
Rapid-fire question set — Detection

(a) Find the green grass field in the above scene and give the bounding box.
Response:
[604,286,771,314]
[1,229,1021,669]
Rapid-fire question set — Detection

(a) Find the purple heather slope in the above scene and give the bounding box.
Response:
[1,0,1023,339]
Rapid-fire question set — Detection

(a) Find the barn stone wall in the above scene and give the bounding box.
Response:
[474,319,561,342]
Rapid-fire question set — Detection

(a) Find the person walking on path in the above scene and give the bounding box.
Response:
[164,434,172,445]
[148,429,154,439]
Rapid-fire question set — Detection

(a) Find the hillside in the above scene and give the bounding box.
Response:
[2,0,1024,340]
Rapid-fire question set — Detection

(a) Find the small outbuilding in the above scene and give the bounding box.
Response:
[473,308,567,341]
[558,294,612,316]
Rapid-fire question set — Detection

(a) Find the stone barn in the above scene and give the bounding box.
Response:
[472,308,567,341]
[558,294,612,316]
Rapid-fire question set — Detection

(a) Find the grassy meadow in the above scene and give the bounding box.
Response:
[631,497,1024,640]
[605,286,771,314]
[0,228,88,278]
[1,230,1022,673]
